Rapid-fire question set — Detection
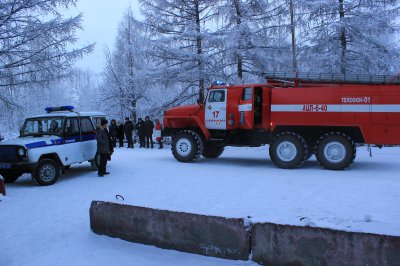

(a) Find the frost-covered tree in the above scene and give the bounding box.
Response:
[67,68,100,111]
[140,0,220,102]
[0,68,100,137]
[298,0,400,74]
[216,0,291,82]
[0,0,94,93]
[101,8,150,122]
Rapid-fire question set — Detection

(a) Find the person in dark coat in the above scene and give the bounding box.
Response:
[135,118,145,148]
[124,117,135,148]
[109,119,118,148]
[104,127,114,161]
[117,121,125,148]
[144,116,154,149]
[96,119,111,177]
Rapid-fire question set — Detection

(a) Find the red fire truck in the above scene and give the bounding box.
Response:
[163,72,400,170]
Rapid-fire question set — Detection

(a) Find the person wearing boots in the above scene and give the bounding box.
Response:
[144,116,154,148]
[135,118,145,148]
[154,119,163,149]
[124,117,135,148]
[117,121,125,148]
[96,119,111,177]
[109,119,118,148]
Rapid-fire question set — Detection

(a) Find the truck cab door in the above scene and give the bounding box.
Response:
[238,87,254,129]
[205,89,227,130]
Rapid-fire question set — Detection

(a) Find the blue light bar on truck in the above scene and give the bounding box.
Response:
[45,106,75,113]
[212,81,227,86]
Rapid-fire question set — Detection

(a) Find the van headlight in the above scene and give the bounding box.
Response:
[17,148,25,157]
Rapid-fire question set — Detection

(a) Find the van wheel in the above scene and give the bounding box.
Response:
[34,159,60,186]
[315,132,356,170]
[269,132,308,169]
[202,143,224,158]
[90,152,100,171]
[172,130,203,162]
[1,171,23,183]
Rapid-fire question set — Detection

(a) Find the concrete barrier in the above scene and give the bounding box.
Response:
[251,222,400,266]
[90,201,250,260]
[90,201,400,265]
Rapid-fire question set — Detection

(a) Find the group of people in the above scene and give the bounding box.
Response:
[95,116,164,177]
[108,116,163,149]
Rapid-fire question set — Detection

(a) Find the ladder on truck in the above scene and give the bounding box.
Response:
[265,71,400,85]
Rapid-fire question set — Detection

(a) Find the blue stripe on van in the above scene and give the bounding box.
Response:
[25,141,48,149]
[25,136,95,150]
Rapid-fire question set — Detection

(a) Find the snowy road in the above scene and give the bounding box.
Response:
[1,145,400,265]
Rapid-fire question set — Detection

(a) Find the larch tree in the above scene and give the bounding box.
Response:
[101,7,149,122]
[207,0,296,84]
[140,0,220,103]
[0,0,94,96]
[0,0,93,135]
[298,0,400,74]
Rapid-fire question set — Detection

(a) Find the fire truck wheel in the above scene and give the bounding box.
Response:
[172,130,203,162]
[33,159,61,186]
[0,171,23,183]
[315,132,356,170]
[202,143,224,158]
[269,132,308,169]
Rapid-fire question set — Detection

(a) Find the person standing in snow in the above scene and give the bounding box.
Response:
[124,117,135,148]
[117,121,125,148]
[144,116,154,149]
[109,119,118,148]
[154,119,163,149]
[96,119,111,177]
[135,118,145,148]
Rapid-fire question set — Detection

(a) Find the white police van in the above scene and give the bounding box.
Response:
[0,106,106,186]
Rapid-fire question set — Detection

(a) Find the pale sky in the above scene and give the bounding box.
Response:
[66,0,141,73]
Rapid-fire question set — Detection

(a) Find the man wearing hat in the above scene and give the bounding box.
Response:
[96,118,111,177]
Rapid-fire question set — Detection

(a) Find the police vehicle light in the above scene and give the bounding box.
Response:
[45,106,75,113]
[212,81,227,86]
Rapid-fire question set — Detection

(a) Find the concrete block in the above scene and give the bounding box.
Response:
[90,201,250,260]
[251,222,400,266]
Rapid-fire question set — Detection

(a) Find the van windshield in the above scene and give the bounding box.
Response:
[21,117,65,137]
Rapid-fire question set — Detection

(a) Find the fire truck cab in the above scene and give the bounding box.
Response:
[163,72,400,170]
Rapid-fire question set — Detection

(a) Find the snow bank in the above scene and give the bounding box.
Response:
[0,145,399,266]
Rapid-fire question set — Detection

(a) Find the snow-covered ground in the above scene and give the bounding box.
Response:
[1,145,400,266]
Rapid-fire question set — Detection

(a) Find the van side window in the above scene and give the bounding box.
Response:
[65,118,80,136]
[80,117,95,135]
[242,88,252,101]
[92,117,103,127]
[208,90,225,102]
